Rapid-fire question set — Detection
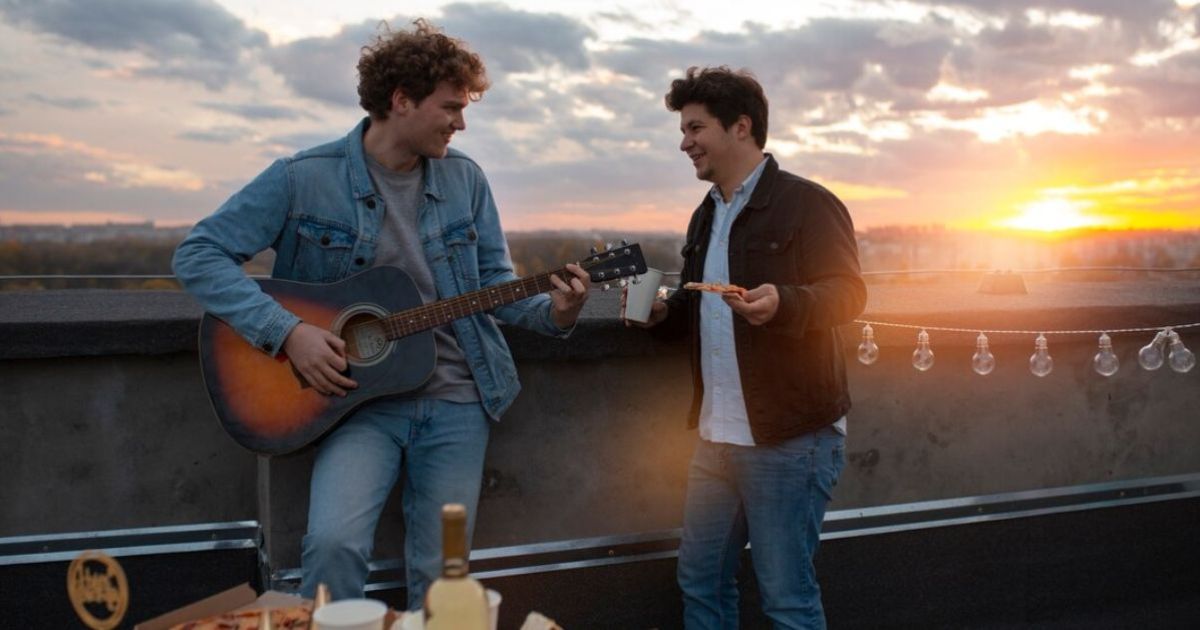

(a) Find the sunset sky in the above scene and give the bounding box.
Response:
[1,0,1198,234]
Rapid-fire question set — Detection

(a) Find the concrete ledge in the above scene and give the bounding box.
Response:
[3,279,1199,359]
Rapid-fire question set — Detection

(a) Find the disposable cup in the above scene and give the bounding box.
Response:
[486,589,501,630]
[313,598,388,630]
[624,268,664,323]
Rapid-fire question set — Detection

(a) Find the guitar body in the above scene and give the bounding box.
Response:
[199,266,435,455]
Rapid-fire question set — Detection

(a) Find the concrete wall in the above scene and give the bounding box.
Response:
[2,283,1198,572]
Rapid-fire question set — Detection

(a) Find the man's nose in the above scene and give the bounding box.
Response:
[454,112,466,131]
[679,135,691,152]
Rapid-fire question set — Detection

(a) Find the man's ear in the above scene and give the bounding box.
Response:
[390,88,411,115]
[735,114,753,141]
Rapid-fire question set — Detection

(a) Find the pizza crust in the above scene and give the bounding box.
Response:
[683,281,747,295]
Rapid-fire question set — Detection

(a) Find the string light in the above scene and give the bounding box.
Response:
[972,333,995,376]
[858,324,879,365]
[852,320,1200,377]
[912,329,935,372]
[1137,330,1168,371]
[1093,333,1119,377]
[1167,330,1196,373]
[1029,333,1053,377]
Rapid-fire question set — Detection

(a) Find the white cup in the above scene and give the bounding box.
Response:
[313,598,388,630]
[486,589,501,630]
[623,268,664,324]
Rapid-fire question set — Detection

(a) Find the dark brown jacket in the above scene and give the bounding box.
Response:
[655,154,867,444]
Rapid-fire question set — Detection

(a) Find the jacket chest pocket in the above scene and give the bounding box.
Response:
[441,222,480,284]
[294,218,355,282]
[745,229,798,283]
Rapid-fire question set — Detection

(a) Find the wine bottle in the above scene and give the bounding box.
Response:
[424,503,489,629]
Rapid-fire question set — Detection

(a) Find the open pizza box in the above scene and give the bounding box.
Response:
[134,583,316,630]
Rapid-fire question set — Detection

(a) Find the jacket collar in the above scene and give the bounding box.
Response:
[346,117,446,202]
[698,152,778,214]
[744,153,779,211]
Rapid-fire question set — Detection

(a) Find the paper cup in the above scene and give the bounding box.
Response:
[313,598,388,630]
[486,589,501,630]
[624,268,664,323]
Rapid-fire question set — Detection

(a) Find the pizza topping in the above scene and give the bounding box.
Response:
[683,281,746,295]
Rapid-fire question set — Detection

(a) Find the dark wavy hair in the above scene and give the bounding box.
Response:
[665,66,768,149]
[357,19,489,119]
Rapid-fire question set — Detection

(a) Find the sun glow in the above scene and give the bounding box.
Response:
[996,198,1112,233]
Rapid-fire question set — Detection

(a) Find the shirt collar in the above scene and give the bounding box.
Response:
[708,155,769,206]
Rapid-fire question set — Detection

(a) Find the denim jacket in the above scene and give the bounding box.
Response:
[173,118,568,419]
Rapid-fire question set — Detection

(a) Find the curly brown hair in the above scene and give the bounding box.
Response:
[357,19,489,119]
[665,66,768,149]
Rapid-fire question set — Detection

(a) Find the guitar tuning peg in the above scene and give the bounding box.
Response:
[619,278,628,288]
[630,275,641,284]
[605,242,613,251]
[590,246,598,255]
[602,283,611,291]
[620,239,629,247]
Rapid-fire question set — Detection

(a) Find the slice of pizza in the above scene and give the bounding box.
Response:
[170,606,311,629]
[683,281,747,296]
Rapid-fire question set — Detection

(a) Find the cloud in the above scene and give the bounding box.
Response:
[0,132,205,192]
[27,92,101,110]
[265,5,594,111]
[265,19,379,108]
[177,126,254,144]
[0,0,267,89]
[0,131,227,222]
[437,2,594,75]
[199,101,311,121]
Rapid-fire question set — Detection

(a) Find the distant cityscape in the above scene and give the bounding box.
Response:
[2,221,1200,275]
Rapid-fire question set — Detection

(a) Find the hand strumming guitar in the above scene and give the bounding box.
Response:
[283,322,359,396]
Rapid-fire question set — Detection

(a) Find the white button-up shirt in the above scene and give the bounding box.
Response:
[698,158,768,446]
[698,159,848,444]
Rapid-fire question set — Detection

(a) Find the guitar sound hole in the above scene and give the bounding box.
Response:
[341,313,389,363]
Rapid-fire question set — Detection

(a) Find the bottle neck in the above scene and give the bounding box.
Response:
[442,512,470,578]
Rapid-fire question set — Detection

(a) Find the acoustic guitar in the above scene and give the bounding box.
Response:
[199,243,647,454]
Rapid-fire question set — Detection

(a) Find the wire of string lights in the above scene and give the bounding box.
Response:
[854,321,1199,377]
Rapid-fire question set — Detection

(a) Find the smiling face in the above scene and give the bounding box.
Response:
[678,103,741,185]
[396,81,469,160]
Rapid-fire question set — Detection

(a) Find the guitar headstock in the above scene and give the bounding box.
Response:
[580,242,648,283]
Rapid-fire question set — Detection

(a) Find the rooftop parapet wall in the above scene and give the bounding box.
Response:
[2,280,1198,570]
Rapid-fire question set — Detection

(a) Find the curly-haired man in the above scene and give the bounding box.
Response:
[173,20,590,607]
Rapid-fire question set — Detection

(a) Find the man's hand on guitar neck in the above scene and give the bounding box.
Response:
[549,263,592,329]
[282,322,359,396]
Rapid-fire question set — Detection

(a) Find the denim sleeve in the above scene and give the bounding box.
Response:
[469,169,569,338]
[172,159,301,355]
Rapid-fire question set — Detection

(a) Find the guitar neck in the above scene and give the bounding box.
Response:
[380,268,575,339]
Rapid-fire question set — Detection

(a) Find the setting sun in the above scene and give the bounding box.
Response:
[996,198,1113,233]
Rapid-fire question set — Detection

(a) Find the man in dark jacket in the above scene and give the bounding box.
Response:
[625,66,866,629]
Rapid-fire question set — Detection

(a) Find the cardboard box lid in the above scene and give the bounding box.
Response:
[134,584,307,630]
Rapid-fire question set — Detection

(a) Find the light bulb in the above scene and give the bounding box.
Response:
[971,332,995,375]
[1137,329,1168,371]
[858,324,879,365]
[1029,333,1053,377]
[912,329,934,372]
[1167,331,1196,373]
[1093,333,1119,377]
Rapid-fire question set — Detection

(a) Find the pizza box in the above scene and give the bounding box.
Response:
[134,583,305,630]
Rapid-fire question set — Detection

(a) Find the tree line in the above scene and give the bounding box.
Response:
[0,232,686,291]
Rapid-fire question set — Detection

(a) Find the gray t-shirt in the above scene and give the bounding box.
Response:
[367,155,479,403]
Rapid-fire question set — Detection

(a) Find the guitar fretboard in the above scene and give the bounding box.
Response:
[372,268,576,339]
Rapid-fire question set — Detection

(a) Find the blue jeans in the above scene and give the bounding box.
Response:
[299,398,490,610]
[678,427,846,630]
